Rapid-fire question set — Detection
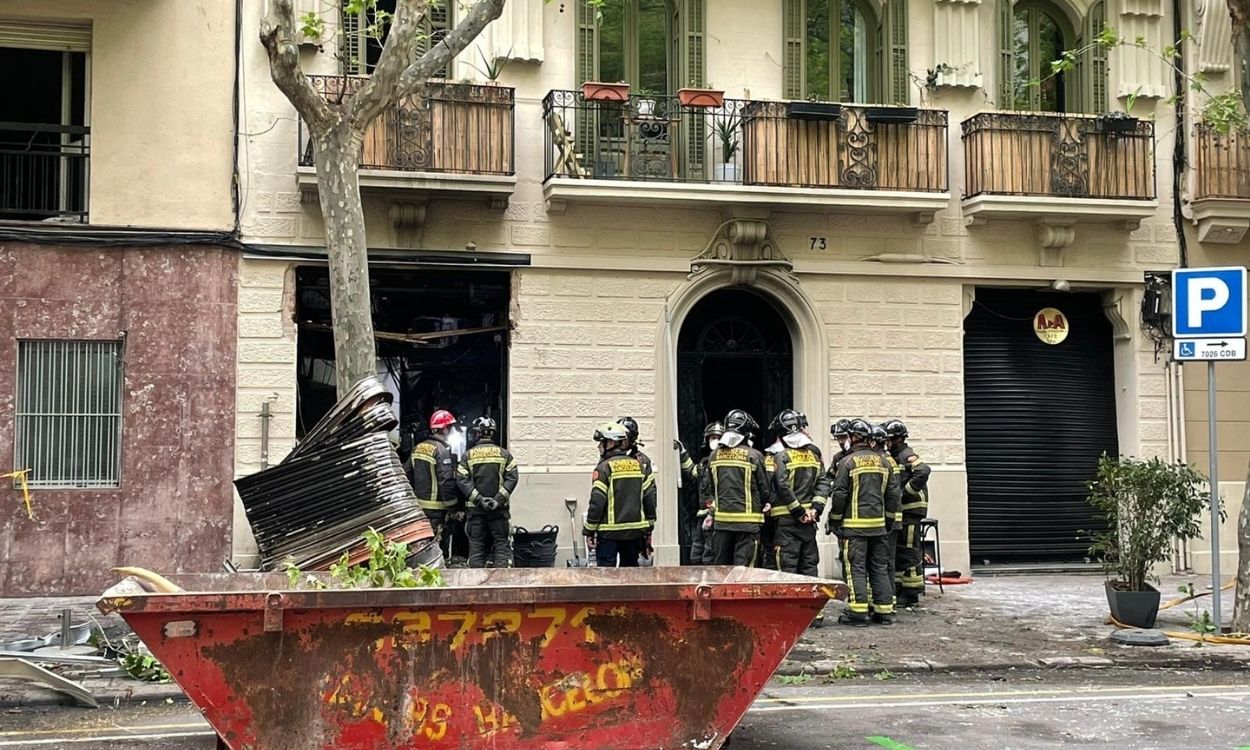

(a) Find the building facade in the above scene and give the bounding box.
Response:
[227,0,1247,576]
[0,2,239,595]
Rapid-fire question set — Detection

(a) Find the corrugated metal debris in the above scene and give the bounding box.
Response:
[235,377,440,571]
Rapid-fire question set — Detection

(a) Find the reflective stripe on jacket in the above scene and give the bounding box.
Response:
[773,445,826,519]
[829,446,902,536]
[585,450,657,540]
[456,440,519,514]
[892,444,931,519]
[410,436,460,511]
[703,445,772,531]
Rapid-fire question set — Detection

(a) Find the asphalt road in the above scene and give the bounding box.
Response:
[2,669,1248,749]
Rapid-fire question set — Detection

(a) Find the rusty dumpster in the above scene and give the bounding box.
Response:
[99,567,845,750]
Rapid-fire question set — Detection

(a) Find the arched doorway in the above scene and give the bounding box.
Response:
[675,288,794,562]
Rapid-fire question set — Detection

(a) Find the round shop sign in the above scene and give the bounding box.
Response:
[1034,307,1070,345]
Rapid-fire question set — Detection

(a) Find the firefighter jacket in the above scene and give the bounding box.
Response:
[679,450,716,519]
[410,436,460,512]
[772,445,826,520]
[891,444,931,520]
[585,448,657,540]
[879,449,904,525]
[828,446,902,537]
[456,440,519,515]
[702,444,773,532]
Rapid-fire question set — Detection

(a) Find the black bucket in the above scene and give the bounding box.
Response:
[512,525,560,568]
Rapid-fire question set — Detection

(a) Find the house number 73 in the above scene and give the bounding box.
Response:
[810,237,827,251]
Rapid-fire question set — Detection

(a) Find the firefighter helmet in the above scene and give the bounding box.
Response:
[703,421,725,439]
[847,419,872,441]
[883,419,909,440]
[723,409,759,435]
[594,422,629,443]
[471,416,498,440]
[429,410,457,430]
[870,424,888,445]
[774,409,804,435]
[831,418,852,438]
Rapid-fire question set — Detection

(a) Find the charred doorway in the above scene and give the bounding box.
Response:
[676,288,793,562]
[295,267,510,558]
[963,289,1118,566]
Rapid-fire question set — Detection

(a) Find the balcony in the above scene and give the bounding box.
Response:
[961,113,1158,258]
[0,122,89,223]
[1191,124,1250,243]
[296,77,516,210]
[542,91,950,221]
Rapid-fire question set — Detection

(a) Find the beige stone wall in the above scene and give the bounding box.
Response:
[231,258,300,566]
[3,1,236,230]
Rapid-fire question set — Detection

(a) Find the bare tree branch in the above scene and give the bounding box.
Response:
[260,0,334,131]
[396,0,508,98]
[351,0,430,129]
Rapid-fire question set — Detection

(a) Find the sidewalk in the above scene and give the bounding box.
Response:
[779,572,1250,678]
[1,573,1247,708]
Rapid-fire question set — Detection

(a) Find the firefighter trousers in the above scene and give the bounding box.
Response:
[466,513,512,568]
[712,530,760,567]
[773,519,819,577]
[689,521,714,565]
[895,520,925,596]
[595,537,643,568]
[841,535,894,617]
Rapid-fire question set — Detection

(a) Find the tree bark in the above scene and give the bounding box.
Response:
[1230,0,1250,112]
[314,122,377,395]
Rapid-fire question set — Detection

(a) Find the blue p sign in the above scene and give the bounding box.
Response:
[1172,267,1247,338]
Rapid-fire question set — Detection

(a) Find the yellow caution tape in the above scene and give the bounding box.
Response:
[2,469,32,521]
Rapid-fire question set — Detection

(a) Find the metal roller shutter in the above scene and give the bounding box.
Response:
[0,20,92,52]
[964,289,1118,565]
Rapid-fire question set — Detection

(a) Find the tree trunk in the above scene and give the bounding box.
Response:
[1232,0,1250,112]
[313,122,377,396]
[1234,459,1250,633]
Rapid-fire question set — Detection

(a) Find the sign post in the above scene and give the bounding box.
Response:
[1171,266,1247,630]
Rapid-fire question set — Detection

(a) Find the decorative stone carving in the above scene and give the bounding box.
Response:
[1111,0,1168,100]
[482,0,545,64]
[690,219,794,287]
[389,200,428,248]
[1101,289,1133,341]
[1195,0,1233,74]
[933,0,984,89]
[1192,198,1250,244]
[1035,220,1076,266]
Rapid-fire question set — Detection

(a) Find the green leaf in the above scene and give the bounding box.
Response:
[299,12,325,41]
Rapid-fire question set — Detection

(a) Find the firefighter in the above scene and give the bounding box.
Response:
[410,410,462,558]
[827,419,901,626]
[829,419,853,466]
[585,422,657,567]
[885,419,931,607]
[677,421,724,565]
[456,417,518,568]
[871,423,903,608]
[617,416,653,473]
[771,409,825,577]
[760,424,785,570]
[703,409,772,566]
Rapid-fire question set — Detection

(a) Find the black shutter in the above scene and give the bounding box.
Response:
[963,290,1118,565]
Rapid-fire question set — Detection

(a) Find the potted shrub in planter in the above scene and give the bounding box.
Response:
[634,86,658,117]
[1097,110,1141,135]
[678,86,726,108]
[1087,455,1210,629]
[582,81,630,103]
[708,114,741,183]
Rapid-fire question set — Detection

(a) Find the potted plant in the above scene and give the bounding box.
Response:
[1086,455,1210,629]
[634,86,658,116]
[678,85,725,108]
[1098,110,1140,135]
[582,80,630,103]
[708,114,741,183]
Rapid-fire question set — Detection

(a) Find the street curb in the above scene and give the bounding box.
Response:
[0,681,188,710]
[773,652,1250,679]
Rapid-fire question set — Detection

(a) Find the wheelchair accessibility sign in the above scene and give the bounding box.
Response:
[1174,337,1246,362]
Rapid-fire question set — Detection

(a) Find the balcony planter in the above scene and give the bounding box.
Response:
[786,101,842,121]
[582,81,630,103]
[678,87,726,108]
[1098,112,1140,135]
[636,97,657,117]
[866,106,919,124]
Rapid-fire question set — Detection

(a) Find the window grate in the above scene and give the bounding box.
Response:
[14,340,123,488]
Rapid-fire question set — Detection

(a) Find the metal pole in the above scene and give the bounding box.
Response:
[1208,362,1221,629]
[60,608,71,650]
[260,401,272,471]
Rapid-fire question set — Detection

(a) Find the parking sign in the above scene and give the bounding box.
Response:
[1171,266,1247,338]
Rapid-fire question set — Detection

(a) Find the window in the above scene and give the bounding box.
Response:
[586,0,677,95]
[342,1,451,76]
[0,21,90,221]
[997,0,1106,113]
[14,340,123,488]
[783,0,909,105]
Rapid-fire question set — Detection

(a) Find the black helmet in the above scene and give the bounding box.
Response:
[703,421,725,439]
[883,419,908,440]
[797,411,810,430]
[847,419,872,441]
[723,409,759,435]
[870,424,888,445]
[774,409,804,435]
[471,416,498,440]
[831,418,852,438]
[617,416,641,445]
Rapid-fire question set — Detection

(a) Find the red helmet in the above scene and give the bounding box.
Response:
[429,410,457,430]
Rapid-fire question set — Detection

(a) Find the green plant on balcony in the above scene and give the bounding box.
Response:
[708,115,741,183]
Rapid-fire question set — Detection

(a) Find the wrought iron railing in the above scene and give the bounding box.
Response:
[1194,124,1250,200]
[0,122,90,221]
[542,91,948,192]
[299,76,514,176]
[962,112,1155,200]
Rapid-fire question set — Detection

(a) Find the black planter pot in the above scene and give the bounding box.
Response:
[1105,581,1160,629]
[1099,116,1140,134]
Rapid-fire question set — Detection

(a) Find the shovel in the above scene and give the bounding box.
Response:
[564,497,590,568]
